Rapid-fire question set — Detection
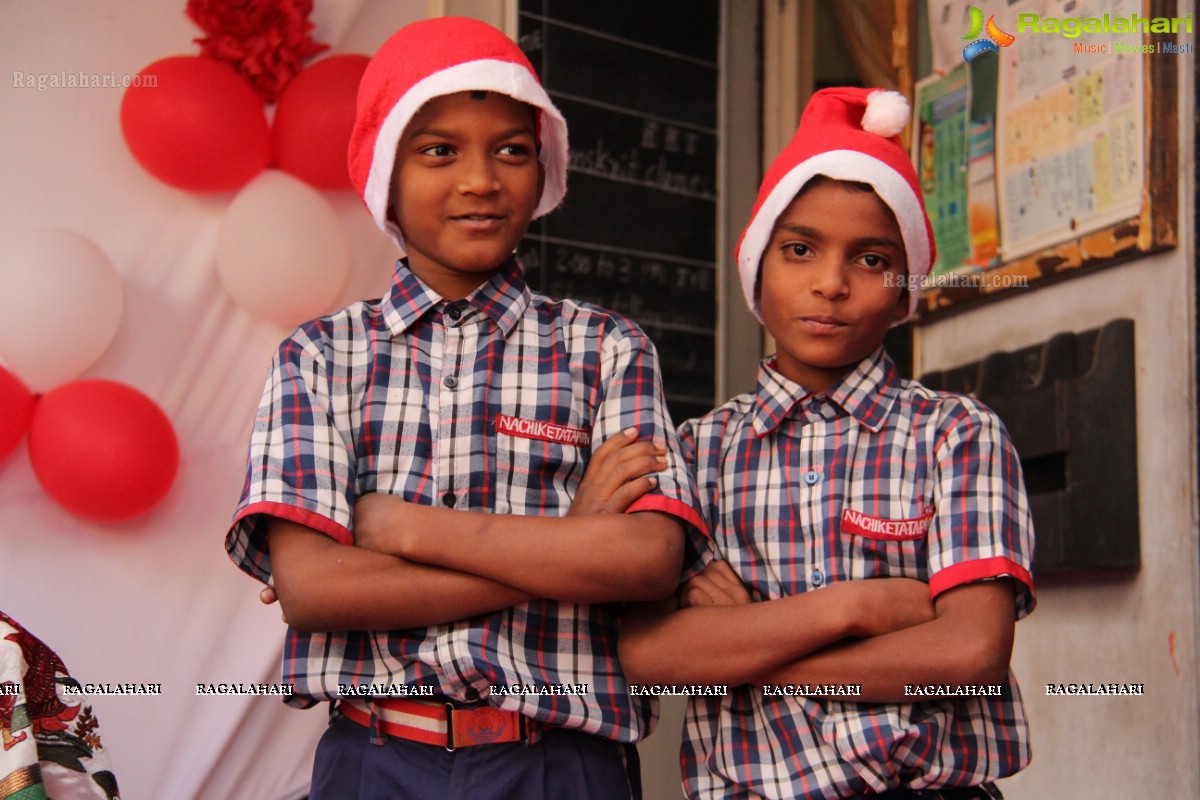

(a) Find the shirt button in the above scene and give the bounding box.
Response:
[442,492,457,508]
[443,375,458,389]
[447,305,463,321]
[804,471,820,486]
[811,569,824,587]
[464,687,479,701]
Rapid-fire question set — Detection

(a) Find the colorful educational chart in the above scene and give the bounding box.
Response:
[914,66,973,277]
[966,116,1001,267]
[996,0,1145,260]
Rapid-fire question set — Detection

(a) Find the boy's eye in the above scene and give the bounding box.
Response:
[498,143,533,158]
[785,243,812,258]
[421,144,454,157]
[857,253,889,270]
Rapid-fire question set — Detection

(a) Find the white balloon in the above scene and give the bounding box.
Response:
[217,170,350,328]
[0,228,123,393]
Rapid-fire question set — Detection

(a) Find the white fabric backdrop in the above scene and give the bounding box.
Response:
[0,2,426,797]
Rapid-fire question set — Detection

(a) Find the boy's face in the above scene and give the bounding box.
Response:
[391,91,543,299]
[757,179,909,392]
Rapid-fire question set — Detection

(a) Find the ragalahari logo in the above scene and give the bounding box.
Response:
[962,6,1016,62]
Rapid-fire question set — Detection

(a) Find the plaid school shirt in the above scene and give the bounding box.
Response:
[678,348,1035,799]
[225,258,704,742]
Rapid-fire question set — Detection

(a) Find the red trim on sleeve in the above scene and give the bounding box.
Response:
[929,556,1035,603]
[235,500,354,545]
[627,494,708,537]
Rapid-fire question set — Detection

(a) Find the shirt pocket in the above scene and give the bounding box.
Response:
[838,500,933,578]
[493,413,590,513]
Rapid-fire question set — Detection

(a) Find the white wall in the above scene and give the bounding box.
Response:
[915,37,1198,798]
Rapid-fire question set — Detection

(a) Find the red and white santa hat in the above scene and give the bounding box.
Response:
[735,86,935,322]
[348,16,569,251]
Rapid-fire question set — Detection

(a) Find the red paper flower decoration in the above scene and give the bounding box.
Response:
[185,0,328,103]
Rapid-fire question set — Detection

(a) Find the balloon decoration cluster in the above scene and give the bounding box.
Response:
[119,0,367,328]
[1,3,368,522]
[0,229,179,522]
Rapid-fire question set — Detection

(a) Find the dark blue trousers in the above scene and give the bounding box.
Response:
[310,715,640,800]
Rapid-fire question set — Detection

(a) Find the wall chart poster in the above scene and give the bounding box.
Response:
[914,65,989,278]
[996,0,1145,260]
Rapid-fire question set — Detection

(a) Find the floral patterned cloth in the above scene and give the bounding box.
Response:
[0,612,119,800]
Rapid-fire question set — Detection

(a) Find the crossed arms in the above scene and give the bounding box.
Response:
[266,428,683,632]
[598,436,1017,700]
[619,564,1015,701]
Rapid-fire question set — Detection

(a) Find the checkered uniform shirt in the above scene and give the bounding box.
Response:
[679,348,1035,798]
[226,258,704,742]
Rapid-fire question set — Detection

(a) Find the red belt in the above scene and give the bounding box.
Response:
[340,696,536,750]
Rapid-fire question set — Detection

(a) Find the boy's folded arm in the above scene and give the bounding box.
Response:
[425,506,684,603]
[756,578,1017,701]
[354,495,684,603]
[266,517,533,632]
[619,591,856,686]
[618,572,935,687]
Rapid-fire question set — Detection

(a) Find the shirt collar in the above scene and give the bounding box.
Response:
[381,257,530,337]
[749,346,901,436]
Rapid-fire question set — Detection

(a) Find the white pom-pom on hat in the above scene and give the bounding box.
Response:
[861,90,911,138]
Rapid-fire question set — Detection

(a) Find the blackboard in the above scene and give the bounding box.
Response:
[517,0,720,423]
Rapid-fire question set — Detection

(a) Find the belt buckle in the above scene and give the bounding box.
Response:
[445,704,526,750]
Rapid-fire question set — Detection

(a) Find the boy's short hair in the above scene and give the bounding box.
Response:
[735,87,936,323]
[796,174,874,196]
[347,16,569,253]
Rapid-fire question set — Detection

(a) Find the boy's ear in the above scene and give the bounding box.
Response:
[387,175,401,227]
[536,162,546,207]
[892,276,911,322]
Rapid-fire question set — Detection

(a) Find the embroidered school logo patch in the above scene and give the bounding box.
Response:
[494,414,592,447]
[841,506,935,541]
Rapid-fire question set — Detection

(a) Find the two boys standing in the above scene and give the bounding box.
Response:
[227,16,1034,800]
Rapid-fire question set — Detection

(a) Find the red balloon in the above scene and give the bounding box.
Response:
[120,56,270,192]
[272,54,369,189]
[28,380,179,522]
[0,365,36,462]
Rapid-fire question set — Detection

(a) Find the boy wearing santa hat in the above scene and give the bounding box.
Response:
[225,17,704,799]
[617,87,1036,799]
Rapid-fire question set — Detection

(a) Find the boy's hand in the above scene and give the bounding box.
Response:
[843,578,936,638]
[680,560,752,607]
[568,428,666,516]
[259,586,287,623]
